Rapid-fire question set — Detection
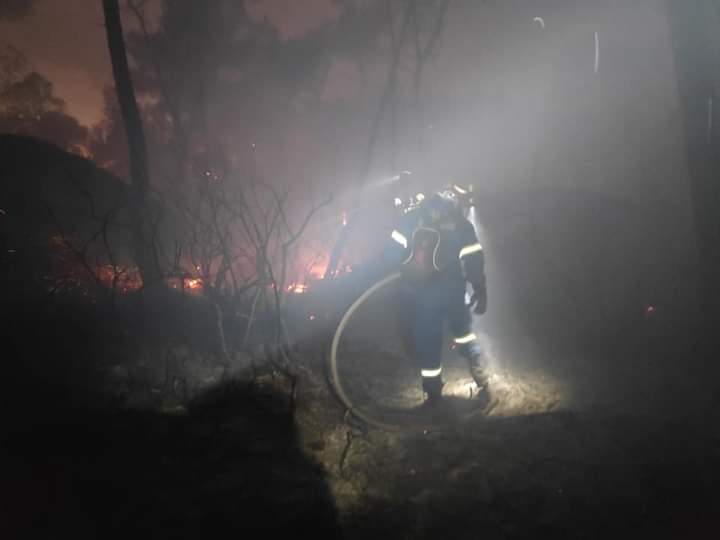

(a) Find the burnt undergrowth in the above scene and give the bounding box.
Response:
[2,259,720,539]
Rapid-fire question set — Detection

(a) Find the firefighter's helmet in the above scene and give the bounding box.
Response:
[425,192,458,220]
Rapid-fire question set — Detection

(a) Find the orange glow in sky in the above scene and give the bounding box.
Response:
[0,0,338,127]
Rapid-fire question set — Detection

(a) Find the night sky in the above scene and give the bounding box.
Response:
[0,0,337,126]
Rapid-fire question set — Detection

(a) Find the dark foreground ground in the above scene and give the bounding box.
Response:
[2,288,720,539]
[3,359,720,539]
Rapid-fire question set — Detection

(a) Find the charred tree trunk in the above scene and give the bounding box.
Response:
[102,0,161,286]
[667,1,720,353]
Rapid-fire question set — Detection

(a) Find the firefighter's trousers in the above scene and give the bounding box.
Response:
[399,277,483,385]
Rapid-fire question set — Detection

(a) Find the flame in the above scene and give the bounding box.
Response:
[95,264,144,293]
[308,262,327,279]
[287,283,308,294]
[185,278,203,290]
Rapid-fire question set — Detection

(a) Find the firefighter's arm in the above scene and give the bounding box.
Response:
[459,224,487,315]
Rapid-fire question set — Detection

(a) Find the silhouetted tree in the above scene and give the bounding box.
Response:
[102,0,161,285]
[0,71,63,117]
[0,44,88,152]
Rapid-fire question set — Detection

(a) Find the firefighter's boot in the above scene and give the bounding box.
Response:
[422,374,444,404]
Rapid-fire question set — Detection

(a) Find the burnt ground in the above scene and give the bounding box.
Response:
[6,357,719,540]
[2,287,720,539]
[293,340,720,540]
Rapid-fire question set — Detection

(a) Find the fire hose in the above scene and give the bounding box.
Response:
[327,271,492,431]
[328,272,404,431]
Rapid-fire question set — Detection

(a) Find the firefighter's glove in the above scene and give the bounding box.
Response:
[470,287,487,315]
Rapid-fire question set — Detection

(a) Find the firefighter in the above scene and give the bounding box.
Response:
[386,191,488,403]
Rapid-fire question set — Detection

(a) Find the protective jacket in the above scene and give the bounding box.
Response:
[387,203,486,295]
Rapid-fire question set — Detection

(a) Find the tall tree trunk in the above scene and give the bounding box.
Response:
[102,0,161,286]
[667,0,720,353]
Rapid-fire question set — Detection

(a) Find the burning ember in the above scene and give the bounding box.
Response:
[185,278,203,290]
[169,275,204,293]
[287,283,308,294]
[96,264,144,293]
